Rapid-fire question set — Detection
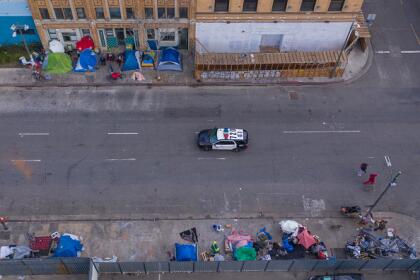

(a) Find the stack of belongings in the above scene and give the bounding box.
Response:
[345,228,416,259]
[225,230,256,261]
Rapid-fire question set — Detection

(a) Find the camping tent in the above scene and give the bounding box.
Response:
[121,50,141,71]
[175,243,197,261]
[74,49,97,72]
[297,227,316,249]
[157,47,182,71]
[76,36,94,51]
[44,40,72,74]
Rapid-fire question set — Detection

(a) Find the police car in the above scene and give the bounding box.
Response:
[197,128,248,151]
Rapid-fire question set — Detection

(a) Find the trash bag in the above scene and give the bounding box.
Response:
[279,220,300,236]
[234,246,257,261]
[13,246,31,259]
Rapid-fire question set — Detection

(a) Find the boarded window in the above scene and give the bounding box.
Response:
[300,0,316,11]
[243,0,258,12]
[328,0,345,11]
[272,0,287,11]
[214,0,229,12]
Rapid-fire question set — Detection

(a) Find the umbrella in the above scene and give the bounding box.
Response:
[297,227,316,249]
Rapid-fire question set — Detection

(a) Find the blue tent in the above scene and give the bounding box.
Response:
[157,47,182,71]
[175,243,197,261]
[53,235,83,257]
[74,49,97,72]
[121,50,141,71]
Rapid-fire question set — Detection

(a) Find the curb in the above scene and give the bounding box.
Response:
[5,211,415,223]
[343,40,374,85]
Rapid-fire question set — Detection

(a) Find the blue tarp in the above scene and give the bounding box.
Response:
[121,50,141,71]
[175,243,197,261]
[53,236,83,257]
[157,47,182,71]
[74,49,97,72]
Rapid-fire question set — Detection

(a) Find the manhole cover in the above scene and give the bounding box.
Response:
[0,231,11,240]
[289,91,299,100]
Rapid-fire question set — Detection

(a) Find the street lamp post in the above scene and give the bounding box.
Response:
[10,24,33,63]
[363,171,402,220]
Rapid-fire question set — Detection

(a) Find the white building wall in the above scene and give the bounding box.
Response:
[196,22,353,53]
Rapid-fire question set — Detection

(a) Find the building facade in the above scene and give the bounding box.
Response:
[28,0,367,52]
[0,0,41,46]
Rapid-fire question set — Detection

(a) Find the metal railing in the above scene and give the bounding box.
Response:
[0,258,419,276]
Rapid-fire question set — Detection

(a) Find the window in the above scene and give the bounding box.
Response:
[16,28,35,35]
[328,0,345,11]
[63,8,73,19]
[76,7,86,19]
[126,7,135,18]
[214,0,229,12]
[109,7,121,19]
[62,32,77,42]
[272,0,287,11]
[300,0,316,11]
[158,7,166,18]
[167,7,175,18]
[126,28,134,37]
[39,8,50,19]
[48,29,57,39]
[96,7,105,19]
[81,29,91,36]
[54,7,73,19]
[98,29,106,47]
[147,29,155,39]
[160,31,175,42]
[145,7,154,19]
[179,7,188,18]
[54,8,64,19]
[243,0,258,12]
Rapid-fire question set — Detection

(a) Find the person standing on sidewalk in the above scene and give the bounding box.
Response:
[357,163,368,176]
[363,173,378,187]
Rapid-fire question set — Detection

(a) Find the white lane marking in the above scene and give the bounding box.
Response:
[197,157,226,160]
[107,132,139,135]
[401,50,420,54]
[105,158,136,161]
[384,155,392,167]
[283,130,360,134]
[375,50,390,54]
[11,159,42,162]
[18,132,50,137]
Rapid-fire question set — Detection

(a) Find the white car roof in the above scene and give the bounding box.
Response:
[216,128,245,141]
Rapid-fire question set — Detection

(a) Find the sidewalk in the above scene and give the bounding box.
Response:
[0,45,372,88]
[1,211,418,262]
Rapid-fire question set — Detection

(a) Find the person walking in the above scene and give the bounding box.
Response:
[363,173,378,186]
[357,163,368,176]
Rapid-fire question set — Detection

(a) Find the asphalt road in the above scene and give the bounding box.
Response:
[0,0,419,220]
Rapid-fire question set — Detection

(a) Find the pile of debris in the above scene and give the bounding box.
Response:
[345,228,416,259]
[0,232,84,260]
[196,220,328,262]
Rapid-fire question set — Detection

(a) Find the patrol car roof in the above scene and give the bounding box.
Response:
[216,128,245,141]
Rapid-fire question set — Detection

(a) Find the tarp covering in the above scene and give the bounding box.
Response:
[49,40,65,53]
[175,243,197,261]
[74,49,97,72]
[297,227,316,249]
[45,53,72,74]
[121,50,141,71]
[234,246,257,261]
[53,235,83,257]
[76,36,95,51]
[157,47,182,71]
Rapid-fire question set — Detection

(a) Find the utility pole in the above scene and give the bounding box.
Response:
[10,24,33,63]
[364,171,402,220]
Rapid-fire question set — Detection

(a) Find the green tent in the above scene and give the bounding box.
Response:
[45,53,72,74]
[234,247,257,261]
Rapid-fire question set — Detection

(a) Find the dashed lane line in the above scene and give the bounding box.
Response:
[283,130,360,134]
[11,159,42,162]
[18,132,50,137]
[105,158,136,161]
[107,132,139,135]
